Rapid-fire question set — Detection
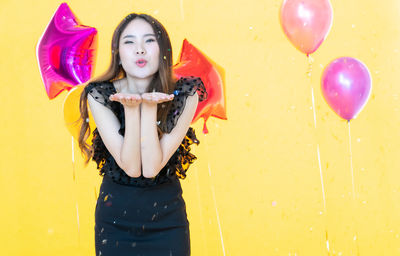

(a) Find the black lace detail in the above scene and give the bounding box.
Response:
[85,82,116,111]
[85,82,128,136]
[86,77,206,187]
[167,127,200,179]
[163,76,207,133]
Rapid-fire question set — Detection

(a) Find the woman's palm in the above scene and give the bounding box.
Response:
[141,92,174,104]
[109,93,142,107]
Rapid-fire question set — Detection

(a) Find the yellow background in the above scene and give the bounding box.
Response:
[1,0,400,255]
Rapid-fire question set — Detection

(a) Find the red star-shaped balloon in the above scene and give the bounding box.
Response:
[173,39,227,133]
[36,3,98,99]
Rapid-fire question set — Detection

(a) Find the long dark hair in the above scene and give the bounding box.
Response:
[78,13,176,166]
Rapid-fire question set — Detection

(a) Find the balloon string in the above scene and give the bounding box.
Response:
[317,145,326,211]
[180,0,185,20]
[311,88,317,129]
[306,54,314,78]
[307,55,317,129]
[317,144,331,256]
[71,137,81,247]
[347,121,361,256]
[203,140,226,255]
[307,55,331,256]
[347,122,356,201]
[208,162,226,256]
[194,166,209,254]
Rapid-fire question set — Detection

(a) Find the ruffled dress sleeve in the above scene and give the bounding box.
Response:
[85,77,207,186]
[163,76,207,133]
[85,82,120,172]
[85,82,116,111]
[161,76,208,179]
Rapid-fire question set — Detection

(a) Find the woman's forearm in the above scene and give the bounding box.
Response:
[140,103,162,178]
[120,106,142,177]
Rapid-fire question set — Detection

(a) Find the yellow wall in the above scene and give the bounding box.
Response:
[1,0,400,255]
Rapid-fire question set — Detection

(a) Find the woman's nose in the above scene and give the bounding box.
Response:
[136,45,145,55]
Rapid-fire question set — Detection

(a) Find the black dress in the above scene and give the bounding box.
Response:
[85,77,207,256]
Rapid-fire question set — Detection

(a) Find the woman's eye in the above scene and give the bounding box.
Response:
[146,39,155,43]
[124,41,134,44]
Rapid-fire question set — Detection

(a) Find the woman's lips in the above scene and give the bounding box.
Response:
[136,59,147,67]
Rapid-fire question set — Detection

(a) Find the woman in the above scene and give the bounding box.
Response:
[77,13,207,256]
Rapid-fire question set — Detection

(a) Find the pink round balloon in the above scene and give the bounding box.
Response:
[280,0,333,55]
[321,57,372,121]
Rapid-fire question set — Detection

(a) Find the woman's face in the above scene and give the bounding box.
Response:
[118,18,160,80]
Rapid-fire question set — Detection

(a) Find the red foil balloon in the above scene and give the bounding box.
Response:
[321,57,372,121]
[173,39,227,133]
[36,3,98,99]
[280,0,333,56]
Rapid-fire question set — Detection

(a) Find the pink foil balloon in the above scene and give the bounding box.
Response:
[321,57,372,121]
[280,0,333,55]
[36,3,98,99]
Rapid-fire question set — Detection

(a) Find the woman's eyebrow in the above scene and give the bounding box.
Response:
[122,34,156,39]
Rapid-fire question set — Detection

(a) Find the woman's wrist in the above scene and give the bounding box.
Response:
[123,104,141,112]
[141,101,158,110]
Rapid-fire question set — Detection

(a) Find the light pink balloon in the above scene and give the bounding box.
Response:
[280,0,333,56]
[321,57,372,121]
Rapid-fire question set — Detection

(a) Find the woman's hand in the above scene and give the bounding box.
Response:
[109,93,142,108]
[141,92,174,105]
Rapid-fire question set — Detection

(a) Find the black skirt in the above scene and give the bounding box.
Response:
[94,174,190,256]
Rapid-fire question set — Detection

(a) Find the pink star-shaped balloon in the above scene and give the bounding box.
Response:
[36,3,98,99]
